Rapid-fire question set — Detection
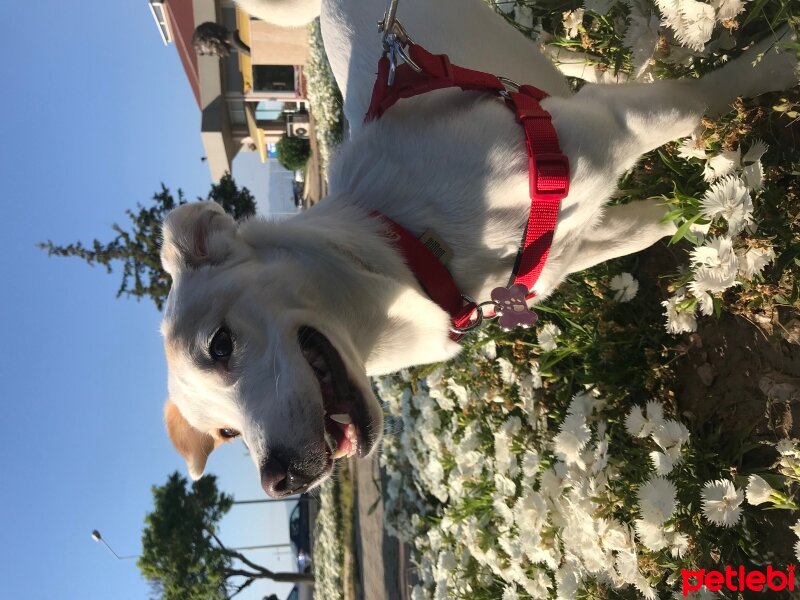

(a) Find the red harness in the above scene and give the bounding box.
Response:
[365,40,569,339]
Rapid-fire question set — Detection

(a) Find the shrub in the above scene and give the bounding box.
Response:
[276,134,311,171]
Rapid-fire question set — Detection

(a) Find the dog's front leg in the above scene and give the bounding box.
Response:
[565,199,677,274]
[545,29,797,174]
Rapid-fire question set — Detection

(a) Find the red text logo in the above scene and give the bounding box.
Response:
[681,565,795,596]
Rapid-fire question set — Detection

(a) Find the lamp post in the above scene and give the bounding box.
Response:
[91,530,292,559]
[90,530,138,560]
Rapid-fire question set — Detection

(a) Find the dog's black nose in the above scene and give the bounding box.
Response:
[260,452,316,498]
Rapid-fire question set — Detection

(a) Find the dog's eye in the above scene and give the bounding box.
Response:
[209,328,234,361]
[219,428,240,439]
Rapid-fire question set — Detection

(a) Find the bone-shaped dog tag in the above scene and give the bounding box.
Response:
[491,284,538,331]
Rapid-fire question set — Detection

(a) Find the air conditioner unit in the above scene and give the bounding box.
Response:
[286,113,310,139]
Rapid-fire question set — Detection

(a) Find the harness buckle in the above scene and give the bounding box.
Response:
[530,153,570,198]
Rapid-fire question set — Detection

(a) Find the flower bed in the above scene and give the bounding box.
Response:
[376,7,800,596]
[305,18,344,175]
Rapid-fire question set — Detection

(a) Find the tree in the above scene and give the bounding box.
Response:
[193,22,251,57]
[139,472,313,600]
[38,173,256,311]
[275,135,311,171]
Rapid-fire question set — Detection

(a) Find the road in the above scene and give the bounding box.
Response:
[352,454,413,600]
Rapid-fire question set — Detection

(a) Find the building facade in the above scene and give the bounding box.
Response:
[149,0,310,181]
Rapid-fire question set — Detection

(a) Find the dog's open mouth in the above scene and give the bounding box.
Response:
[298,326,373,461]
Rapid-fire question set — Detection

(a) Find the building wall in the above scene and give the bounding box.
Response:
[250,22,310,66]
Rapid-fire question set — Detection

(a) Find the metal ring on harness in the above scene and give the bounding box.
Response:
[449,296,499,335]
[497,76,521,100]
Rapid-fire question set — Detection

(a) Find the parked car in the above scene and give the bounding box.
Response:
[292,180,304,209]
[289,497,312,573]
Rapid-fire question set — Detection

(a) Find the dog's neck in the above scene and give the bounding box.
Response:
[251,201,463,373]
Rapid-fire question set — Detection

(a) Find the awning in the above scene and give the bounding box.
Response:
[236,7,254,94]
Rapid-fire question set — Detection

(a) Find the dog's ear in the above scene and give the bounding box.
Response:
[164,400,217,480]
[161,201,236,277]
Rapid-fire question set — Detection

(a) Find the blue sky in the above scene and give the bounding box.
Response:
[0,2,298,598]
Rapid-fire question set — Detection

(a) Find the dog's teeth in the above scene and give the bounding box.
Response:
[331,446,348,459]
[329,413,351,424]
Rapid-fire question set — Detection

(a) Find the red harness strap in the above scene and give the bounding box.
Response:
[366,42,569,338]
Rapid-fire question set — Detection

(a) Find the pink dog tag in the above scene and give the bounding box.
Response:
[491,284,538,331]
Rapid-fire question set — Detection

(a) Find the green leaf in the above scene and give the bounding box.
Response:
[742,0,771,27]
[658,149,685,176]
[670,214,702,245]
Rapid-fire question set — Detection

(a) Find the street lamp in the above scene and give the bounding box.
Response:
[91,530,292,559]
[90,530,138,560]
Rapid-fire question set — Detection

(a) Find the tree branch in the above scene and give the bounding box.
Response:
[227,575,255,599]
[210,531,315,585]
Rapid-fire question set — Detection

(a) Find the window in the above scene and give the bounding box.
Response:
[252,66,296,93]
[254,100,284,122]
[148,1,172,45]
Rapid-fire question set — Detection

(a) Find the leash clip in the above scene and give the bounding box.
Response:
[497,76,521,101]
[378,0,421,85]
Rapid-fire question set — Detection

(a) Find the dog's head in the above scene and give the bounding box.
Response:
[159,201,384,497]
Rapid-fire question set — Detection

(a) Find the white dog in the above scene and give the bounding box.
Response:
[233,0,321,27]
[162,0,798,496]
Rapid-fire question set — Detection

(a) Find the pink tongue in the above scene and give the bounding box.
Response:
[337,435,353,455]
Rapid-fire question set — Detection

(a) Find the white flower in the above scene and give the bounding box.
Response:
[502,584,519,600]
[626,405,649,437]
[689,237,739,293]
[650,451,676,475]
[736,245,775,279]
[711,0,746,21]
[796,539,800,562]
[646,400,665,424]
[522,449,541,478]
[638,477,678,523]
[701,479,744,527]
[610,272,639,302]
[662,291,698,334]
[678,135,708,160]
[700,176,753,235]
[703,149,740,182]
[745,474,775,505]
[673,0,716,52]
[496,357,517,386]
[670,531,690,558]
[538,323,561,351]
[652,419,690,468]
[562,8,585,39]
[529,361,543,389]
[690,236,734,267]
[742,160,764,191]
[481,339,497,360]
[635,518,669,551]
[553,411,591,465]
[742,139,769,164]
[695,291,714,316]
[495,473,517,498]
